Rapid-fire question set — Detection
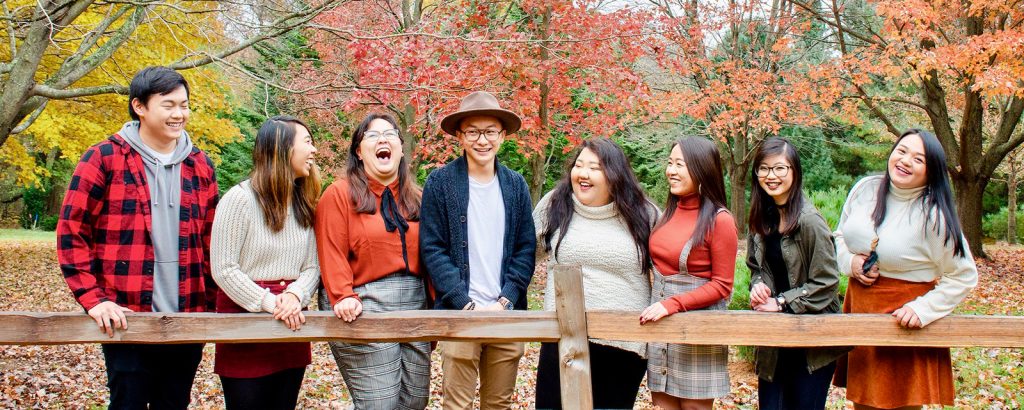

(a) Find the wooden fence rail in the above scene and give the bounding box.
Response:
[2,265,1023,409]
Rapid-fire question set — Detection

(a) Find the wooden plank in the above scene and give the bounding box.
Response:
[587,311,1024,348]
[553,264,593,410]
[0,310,560,345]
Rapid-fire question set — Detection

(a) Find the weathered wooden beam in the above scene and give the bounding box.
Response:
[0,310,560,345]
[553,265,593,410]
[587,311,1024,348]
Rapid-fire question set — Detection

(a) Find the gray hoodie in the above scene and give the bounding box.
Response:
[119,121,194,313]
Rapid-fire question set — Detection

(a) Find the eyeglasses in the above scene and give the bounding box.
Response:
[364,129,400,142]
[461,129,503,142]
[756,165,791,178]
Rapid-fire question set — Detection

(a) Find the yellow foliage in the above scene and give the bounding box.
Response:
[2,2,241,186]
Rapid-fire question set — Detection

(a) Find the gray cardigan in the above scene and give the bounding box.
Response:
[746,201,848,381]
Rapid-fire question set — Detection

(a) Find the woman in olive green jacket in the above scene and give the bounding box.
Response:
[746,137,846,410]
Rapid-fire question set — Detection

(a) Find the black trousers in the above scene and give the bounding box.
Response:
[535,342,647,409]
[758,348,837,410]
[101,343,204,410]
[220,367,306,410]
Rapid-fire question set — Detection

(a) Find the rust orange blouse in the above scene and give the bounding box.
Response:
[314,178,422,305]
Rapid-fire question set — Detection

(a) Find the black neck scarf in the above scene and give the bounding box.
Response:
[380,187,410,273]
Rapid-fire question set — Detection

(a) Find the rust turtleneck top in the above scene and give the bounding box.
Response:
[649,193,738,314]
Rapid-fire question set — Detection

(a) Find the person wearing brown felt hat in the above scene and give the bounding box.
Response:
[420,91,537,409]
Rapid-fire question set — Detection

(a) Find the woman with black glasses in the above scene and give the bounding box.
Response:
[745,137,845,410]
[833,129,977,409]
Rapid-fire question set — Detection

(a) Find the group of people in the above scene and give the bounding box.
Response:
[57,66,978,410]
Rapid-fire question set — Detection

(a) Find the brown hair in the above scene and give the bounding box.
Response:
[250,115,322,232]
[656,136,730,246]
[346,113,421,219]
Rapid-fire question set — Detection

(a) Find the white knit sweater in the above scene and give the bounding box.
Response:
[210,180,320,313]
[534,191,658,358]
[835,176,977,326]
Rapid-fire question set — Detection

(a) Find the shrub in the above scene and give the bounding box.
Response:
[982,206,1024,242]
[808,187,847,230]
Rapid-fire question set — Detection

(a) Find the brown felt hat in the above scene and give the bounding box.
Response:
[440,91,522,136]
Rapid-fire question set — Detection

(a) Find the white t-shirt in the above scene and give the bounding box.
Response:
[152,149,174,165]
[467,175,505,306]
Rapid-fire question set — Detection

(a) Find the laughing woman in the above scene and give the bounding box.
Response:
[211,115,322,410]
[640,137,738,410]
[533,138,659,409]
[315,113,431,410]
[746,137,845,410]
[833,129,977,410]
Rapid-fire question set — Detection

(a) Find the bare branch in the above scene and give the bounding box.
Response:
[9,99,46,134]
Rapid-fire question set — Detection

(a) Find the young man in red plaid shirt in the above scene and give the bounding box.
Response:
[57,66,219,409]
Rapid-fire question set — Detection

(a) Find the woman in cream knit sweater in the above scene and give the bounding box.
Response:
[833,129,977,409]
[210,116,321,409]
[532,138,658,409]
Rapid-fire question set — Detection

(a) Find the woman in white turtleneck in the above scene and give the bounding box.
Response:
[532,138,659,409]
[833,129,977,410]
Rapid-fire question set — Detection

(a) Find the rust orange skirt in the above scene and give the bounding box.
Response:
[833,276,954,408]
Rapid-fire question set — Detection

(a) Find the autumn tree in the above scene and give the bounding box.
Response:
[649,0,843,233]
[0,0,348,184]
[790,0,1024,257]
[293,0,654,200]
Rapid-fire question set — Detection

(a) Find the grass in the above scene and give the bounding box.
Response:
[0,228,55,242]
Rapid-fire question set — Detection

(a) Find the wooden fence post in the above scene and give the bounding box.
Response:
[553,264,593,410]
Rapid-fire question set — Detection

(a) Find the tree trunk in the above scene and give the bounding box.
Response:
[1009,153,1018,244]
[952,175,989,258]
[529,153,546,205]
[727,160,750,237]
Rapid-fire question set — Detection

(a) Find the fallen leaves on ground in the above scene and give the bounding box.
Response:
[2,241,1022,408]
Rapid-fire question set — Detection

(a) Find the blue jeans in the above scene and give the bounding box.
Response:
[758,348,836,410]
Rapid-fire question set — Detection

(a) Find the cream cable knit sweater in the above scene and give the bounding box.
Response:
[211,180,320,313]
[534,191,658,358]
[835,175,977,326]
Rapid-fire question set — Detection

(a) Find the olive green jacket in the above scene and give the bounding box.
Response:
[746,201,849,381]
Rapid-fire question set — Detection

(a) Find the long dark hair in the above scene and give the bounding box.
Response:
[542,138,655,275]
[656,137,730,247]
[872,128,966,257]
[346,113,421,220]
[748,137,806,236]
[250,115,322,232]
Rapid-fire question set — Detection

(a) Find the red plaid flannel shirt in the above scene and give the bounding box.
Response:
[57,134,219,312]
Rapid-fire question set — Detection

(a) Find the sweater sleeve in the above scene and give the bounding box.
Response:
[834,177,874,276]
[904,232,978,326]
[210,187,276,313]
[533,191,553,262]
[315,182,359,306]
[285,229,321,308]
[660,212,738,314]
[420,172,472,309]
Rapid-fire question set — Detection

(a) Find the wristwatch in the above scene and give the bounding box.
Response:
[776,295,786,308]
[498,297,514,310]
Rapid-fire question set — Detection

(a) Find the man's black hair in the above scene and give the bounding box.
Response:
[127,66,190,120]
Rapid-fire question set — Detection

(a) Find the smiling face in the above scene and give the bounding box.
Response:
[132,85,189,148]
[666,144,696,197]
[357,118,404,185]
[757,154,794,205]
[289,123,316,178]
[888,133,928,189]
[570,147,612,207]
[458,115,505,170]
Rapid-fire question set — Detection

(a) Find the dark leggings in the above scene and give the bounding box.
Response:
[220,367,306,410]
[535,342,647,409]
[758,348,836,410]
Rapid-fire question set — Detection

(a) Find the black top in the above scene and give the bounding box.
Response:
[764,231,791,296]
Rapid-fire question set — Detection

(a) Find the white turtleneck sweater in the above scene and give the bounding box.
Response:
[210,180,321,313]
[534,190,658,358]
[835,175,977,326]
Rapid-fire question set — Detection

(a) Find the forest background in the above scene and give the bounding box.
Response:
[3,0,1024,254]
[3,0,1024,407]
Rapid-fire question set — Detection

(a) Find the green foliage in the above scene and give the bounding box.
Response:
[983,206,1024,241]
[18,187,49,230]
[808,188,847,230]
